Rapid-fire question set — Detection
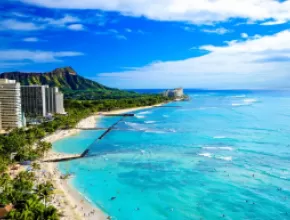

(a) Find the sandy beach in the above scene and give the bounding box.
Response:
[39,114,107,220]
[38,105,162,220]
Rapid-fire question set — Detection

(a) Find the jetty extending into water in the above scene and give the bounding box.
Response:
[49,104,185,162]
[42,155,83,163]
[101,113,135,117]
[78,128,108,130]
[153,106,182,108]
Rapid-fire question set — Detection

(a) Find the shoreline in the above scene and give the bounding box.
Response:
[40,104,162,220]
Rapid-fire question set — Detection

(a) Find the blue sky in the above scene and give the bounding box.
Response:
[1,0,290,89]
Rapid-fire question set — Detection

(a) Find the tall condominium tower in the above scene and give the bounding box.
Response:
[0,79,23,129]
[21,85,48,117]
[21,85,65,117]
[45,87,65,115]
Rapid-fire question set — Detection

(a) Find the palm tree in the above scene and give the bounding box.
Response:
[0,172,11,187]
[37,141,52,157]
[44,206,60,220]
[35,181,54,208]
[32,162,41,171]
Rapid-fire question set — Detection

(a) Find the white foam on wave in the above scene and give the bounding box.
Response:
[138,111,152,115]
[213,136,226,139]
[202,146,234,151]
[232,103,244,106]
[136,115,145,119]
[219,147,234,151]
[243,98,257,104]
[232,98,258,107]
[124,122,146,131]
[144,121,156,124]
[232,95,246,98]
[216,156,232,161]
[198,152,212,158]
[145,130,166,134]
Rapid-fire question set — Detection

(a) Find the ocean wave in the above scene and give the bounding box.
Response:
[232,98,258,107]
[232,95,246,98]
[124,122,175,133]
[244,98,257,104]
[138,111,152,115]
[198,152,233,161]
[163,114,169,118]
[167,128,176,133]
[124,122,146,131]
[202,146,234,151]
[213,136,226,139]
[144,121,156,124]
[145,130,166,134]
[215,156,232,161]
[136,115,145,119]
[198,152,212,158]
[145,128,176,134]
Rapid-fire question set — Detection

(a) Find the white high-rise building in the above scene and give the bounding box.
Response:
[0,102,2,131]
[45,87,65,115]
[0,79,23,129]
[55,91,65,114]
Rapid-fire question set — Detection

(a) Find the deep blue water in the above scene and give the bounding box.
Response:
[53,90,290,219]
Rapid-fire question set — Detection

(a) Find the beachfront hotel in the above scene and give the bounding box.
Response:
[45,87,65,115]
[163,87,184,98]
[0,79,23,129]
[21,85,47,117]
[21,85,66,117]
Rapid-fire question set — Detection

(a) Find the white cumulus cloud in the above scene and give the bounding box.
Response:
[202,28,231,35]
[67,24,85,31]
[0,50,84,63]
[19,0,290,24]
[241,33,249,38]
[23,37,39,42]
[0,19,44,31]
[95,30,290,89]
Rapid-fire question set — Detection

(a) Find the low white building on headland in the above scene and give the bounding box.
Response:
[173,88,184,98]
[163,87,184,98]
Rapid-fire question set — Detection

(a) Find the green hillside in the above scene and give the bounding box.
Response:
[0,67,138,100]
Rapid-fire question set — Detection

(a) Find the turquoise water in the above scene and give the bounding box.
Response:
[54,91,290,219]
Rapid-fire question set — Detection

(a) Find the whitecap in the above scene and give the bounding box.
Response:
[219,147,234,151]
[136,115,145,119]
[232,103,246,106]
[167,128,176,133]
[243,98,257,104]
[216,156,232,161]
[138,111,152,115]
[144,121,156,124]
[145,130,166,134]
[202,146,234,151]
[124,122,147,131]
[198,152,212,158]
[213,136,226,139]
[232,98,258,107]
[232,95,246,98]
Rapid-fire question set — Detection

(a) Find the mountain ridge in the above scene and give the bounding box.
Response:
[0,66,116,91]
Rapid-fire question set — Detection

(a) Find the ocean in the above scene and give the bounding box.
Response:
[53,90,290,219]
